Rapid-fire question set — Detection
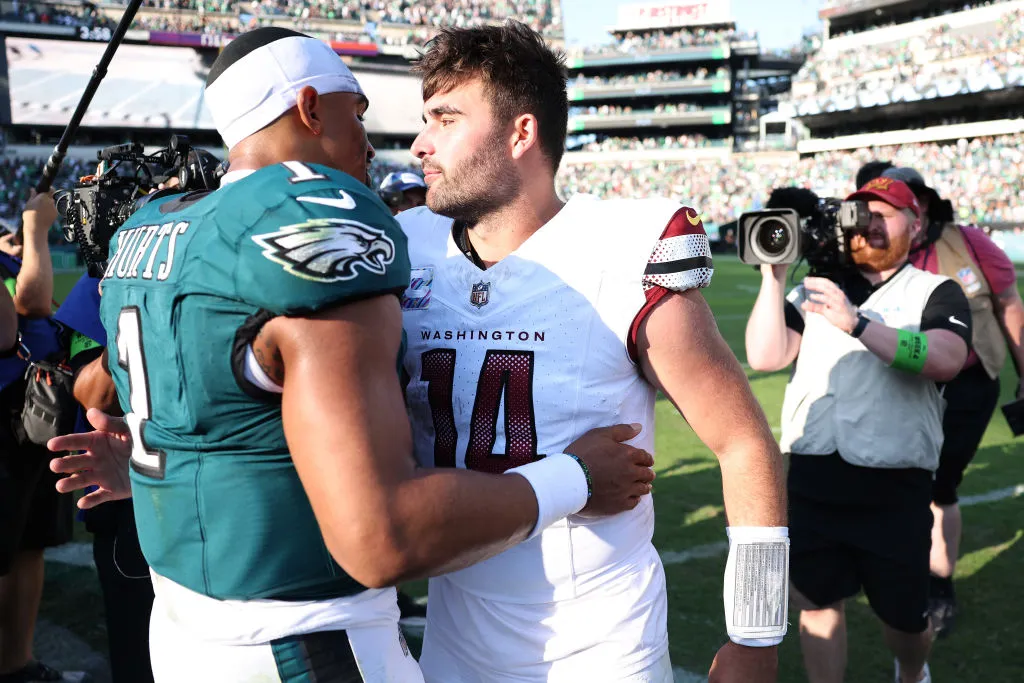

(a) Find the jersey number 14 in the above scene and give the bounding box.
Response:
[421,349,542,473]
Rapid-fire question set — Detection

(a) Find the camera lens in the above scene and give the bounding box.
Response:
[754,218,791,257]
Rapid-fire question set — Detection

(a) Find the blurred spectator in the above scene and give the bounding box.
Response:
[0,191,82,683]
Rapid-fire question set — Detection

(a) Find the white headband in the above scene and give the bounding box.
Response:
[205,35,365,149]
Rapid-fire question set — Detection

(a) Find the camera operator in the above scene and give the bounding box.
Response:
[0,190,79,683]
[52,271,154,683]
[877,165,1024,637]
[745,178,972,683]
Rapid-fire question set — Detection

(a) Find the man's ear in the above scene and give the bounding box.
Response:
[295,86,322,136]
[510,113,540,161]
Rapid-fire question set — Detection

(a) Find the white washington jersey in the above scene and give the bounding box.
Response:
[398,194,713,682]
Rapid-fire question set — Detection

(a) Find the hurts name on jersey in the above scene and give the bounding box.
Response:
[104,221,191,282]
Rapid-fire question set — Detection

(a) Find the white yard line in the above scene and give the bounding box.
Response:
[660,541,730,566]
[959,483,1024,506]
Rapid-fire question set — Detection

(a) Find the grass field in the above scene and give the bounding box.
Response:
[40,263,1024,681]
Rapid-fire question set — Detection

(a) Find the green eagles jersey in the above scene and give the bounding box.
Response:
[99,162,410,601]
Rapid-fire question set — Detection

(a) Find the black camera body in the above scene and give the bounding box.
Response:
[737,198,873,276]
[56,135,223,278]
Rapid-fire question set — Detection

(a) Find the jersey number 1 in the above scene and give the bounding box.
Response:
[421,349,541,473]
[116,307,166,479]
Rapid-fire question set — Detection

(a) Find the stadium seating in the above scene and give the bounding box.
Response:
[570,27,745,57]
[3,0,563,45]
[556,133,1024,227]
[790,5,1024,115]
[570,67,730,88]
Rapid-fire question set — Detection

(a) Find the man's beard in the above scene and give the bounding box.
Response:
[424,130,520,223]
[850,229,911,273]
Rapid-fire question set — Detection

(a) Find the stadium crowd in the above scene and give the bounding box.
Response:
[571,67,730,88]
[136,0,561,33]
[790,9,1024,111]
[4,135,1023,229]
[826,0,1014,38]
[556,134,1024,226]
[3,135,1023,230]
[0,157,90,230]
[572,134,727,153]
[571,27,747,57]
[4,0,562,45]
[569,102,709,117]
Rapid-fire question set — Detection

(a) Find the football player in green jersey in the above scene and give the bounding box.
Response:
[48,28,655,682]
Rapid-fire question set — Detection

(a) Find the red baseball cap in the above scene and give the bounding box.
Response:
[846,177,921,217]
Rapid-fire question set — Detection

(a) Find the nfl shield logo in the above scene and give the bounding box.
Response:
[470,281,491,308]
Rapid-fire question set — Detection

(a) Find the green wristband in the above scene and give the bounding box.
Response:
[891,330,928,374]
[69,331,101,360]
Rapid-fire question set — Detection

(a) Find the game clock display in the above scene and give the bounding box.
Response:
[78,24,113,42]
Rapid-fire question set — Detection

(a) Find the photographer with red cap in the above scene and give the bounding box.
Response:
[746,178,973,683]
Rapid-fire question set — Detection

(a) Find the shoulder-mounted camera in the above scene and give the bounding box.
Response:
[55,135,225,278]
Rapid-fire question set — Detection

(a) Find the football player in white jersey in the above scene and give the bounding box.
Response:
[397,22,789,683]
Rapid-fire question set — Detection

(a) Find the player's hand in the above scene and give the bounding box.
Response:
[0,233,23,257]
[801,276,858,334]
[22,189,57,236]
[48,408,133,509]
[709,641,778,683]
[567,423,655,518]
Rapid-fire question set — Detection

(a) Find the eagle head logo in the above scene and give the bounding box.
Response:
[252,218,396,282]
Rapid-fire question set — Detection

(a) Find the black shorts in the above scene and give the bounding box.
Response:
[934,363,1001,505]
[0,380,74,575]
[788,453,933,634]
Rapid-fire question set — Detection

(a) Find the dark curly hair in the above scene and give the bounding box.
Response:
[414,21,568,173]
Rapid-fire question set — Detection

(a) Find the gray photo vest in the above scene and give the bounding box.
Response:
[781,266,950,472]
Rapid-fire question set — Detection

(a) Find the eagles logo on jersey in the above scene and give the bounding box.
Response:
[252,218,396,283]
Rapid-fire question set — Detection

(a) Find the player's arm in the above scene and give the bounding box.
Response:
[14,190,55,318]
[746,263,802,372]
[70,344,120,414]
[268,295,653,588]
[638,290,786,529]
[634,210,786,680]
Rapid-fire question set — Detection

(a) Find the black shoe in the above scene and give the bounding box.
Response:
[397,590,427,621]
[929,595,957,639]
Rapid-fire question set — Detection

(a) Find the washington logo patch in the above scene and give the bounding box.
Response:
[252,218,395,283]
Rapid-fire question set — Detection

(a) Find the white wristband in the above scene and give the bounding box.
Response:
[506,454,589,541]
[724,526,790,647]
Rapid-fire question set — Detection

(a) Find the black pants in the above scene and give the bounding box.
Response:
[788,452,934,634]
[88,500,155,683]
[0,380,73,575]
[934,363,1001,505]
